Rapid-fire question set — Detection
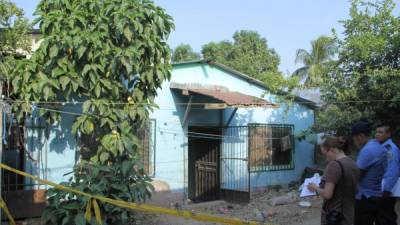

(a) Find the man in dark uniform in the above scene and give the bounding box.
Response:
[352,121,387,225]
[375,124,399,225]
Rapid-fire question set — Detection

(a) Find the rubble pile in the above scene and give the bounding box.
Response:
[138,186,322,225]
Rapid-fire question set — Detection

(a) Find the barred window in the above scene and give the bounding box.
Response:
[137,119,156,176]
[79,120,156,176]
[79,133,99,160]
[248,124,294,172]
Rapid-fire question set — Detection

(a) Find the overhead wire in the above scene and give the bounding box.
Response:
[35,106,89,117]
[5,98,400,106]
[6,100,274,106]
[13,104,292,142]
[159,128,291,141]
[2,106,293,167]
[5,104,300,141]
[6,100,246,111]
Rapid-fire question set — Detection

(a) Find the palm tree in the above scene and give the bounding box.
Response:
[293,35,337,87]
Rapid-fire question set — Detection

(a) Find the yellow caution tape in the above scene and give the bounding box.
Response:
[92,198,102,225]
[84,198,103,224]
[0,197,16,225]
[0,163,278,225]
[85,198,92,222]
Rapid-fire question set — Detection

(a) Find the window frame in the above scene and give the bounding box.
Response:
[248,123,295,172]
[76,119,157,177]
[141,119,156,177]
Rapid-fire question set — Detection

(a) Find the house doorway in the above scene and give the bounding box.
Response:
[188,126,221,202]
[2,118,47,219]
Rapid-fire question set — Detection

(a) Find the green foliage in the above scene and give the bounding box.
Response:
[0,0,31,89]
[230,30,280,76]
[8,0,173,224]
[0,0,31,57]
[171,43,200,62]
[202,40,233,63]
[293,35,337,87]
[316,0,400,134]
[201,30,297,94]
[10,0,173,122]
[42,162,153,225]
[202,30,280,79]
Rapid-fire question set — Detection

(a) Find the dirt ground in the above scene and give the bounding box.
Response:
[11,187,400,225]
[137,188,323,225]
[13,188,323,225]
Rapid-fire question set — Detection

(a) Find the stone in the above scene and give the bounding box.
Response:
[150,180,170,192]
[299,201,312,208]
[269,192,297,206]
[263,209,278,218]
[218,207,229,214]
[253,208,265,222]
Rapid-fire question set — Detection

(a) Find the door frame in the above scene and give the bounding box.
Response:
[187,126,221,202]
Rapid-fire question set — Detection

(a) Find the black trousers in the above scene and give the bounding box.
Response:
[354,196,397,225]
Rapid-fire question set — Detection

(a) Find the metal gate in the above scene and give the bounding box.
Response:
[2,119,25,192]
[188,126,220,202]
[220,126,250,203]
[188,124,293,203]
[1,116,47,219]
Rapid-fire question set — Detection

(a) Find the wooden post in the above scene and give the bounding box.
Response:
[182,96,192,127]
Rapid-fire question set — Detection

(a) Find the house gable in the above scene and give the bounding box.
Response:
[172,60,318,110]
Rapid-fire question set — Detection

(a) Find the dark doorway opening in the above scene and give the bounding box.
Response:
[188,126,221,202]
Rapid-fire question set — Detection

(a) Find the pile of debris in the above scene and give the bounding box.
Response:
[138,185,322,225]
[193,188,322,225]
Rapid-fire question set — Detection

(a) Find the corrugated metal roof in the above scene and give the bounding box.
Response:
[170,83,279,108]
[172,60,318,109]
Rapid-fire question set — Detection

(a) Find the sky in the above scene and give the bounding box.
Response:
[11,0,355,74]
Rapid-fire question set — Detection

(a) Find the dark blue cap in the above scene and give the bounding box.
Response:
[351,121,371,136]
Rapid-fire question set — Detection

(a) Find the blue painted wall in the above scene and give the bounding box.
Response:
[150,62,316,192]
[24,104,80,188]
[20,61,315,195]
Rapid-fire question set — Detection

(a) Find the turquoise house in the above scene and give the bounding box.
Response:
[3,60,316,204]
[149,60,316,202]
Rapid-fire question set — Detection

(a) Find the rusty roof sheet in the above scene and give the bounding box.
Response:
[170,83,279,108]
[172,60,318,109]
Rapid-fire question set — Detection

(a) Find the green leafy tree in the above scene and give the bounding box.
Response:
[201,30,281,81]
[230,30,281,77]
[293,35,337,87]
[9,0,174,224]
[0,0,31,56]
[201,30,299,95]
[315,0,400,135]
[202,40,233,65]
[171,43,200,62]
[0,0,31,82]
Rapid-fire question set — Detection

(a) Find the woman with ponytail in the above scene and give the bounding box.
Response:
[308,136,359,225]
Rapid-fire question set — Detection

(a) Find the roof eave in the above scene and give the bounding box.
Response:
[172,60,319,109]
